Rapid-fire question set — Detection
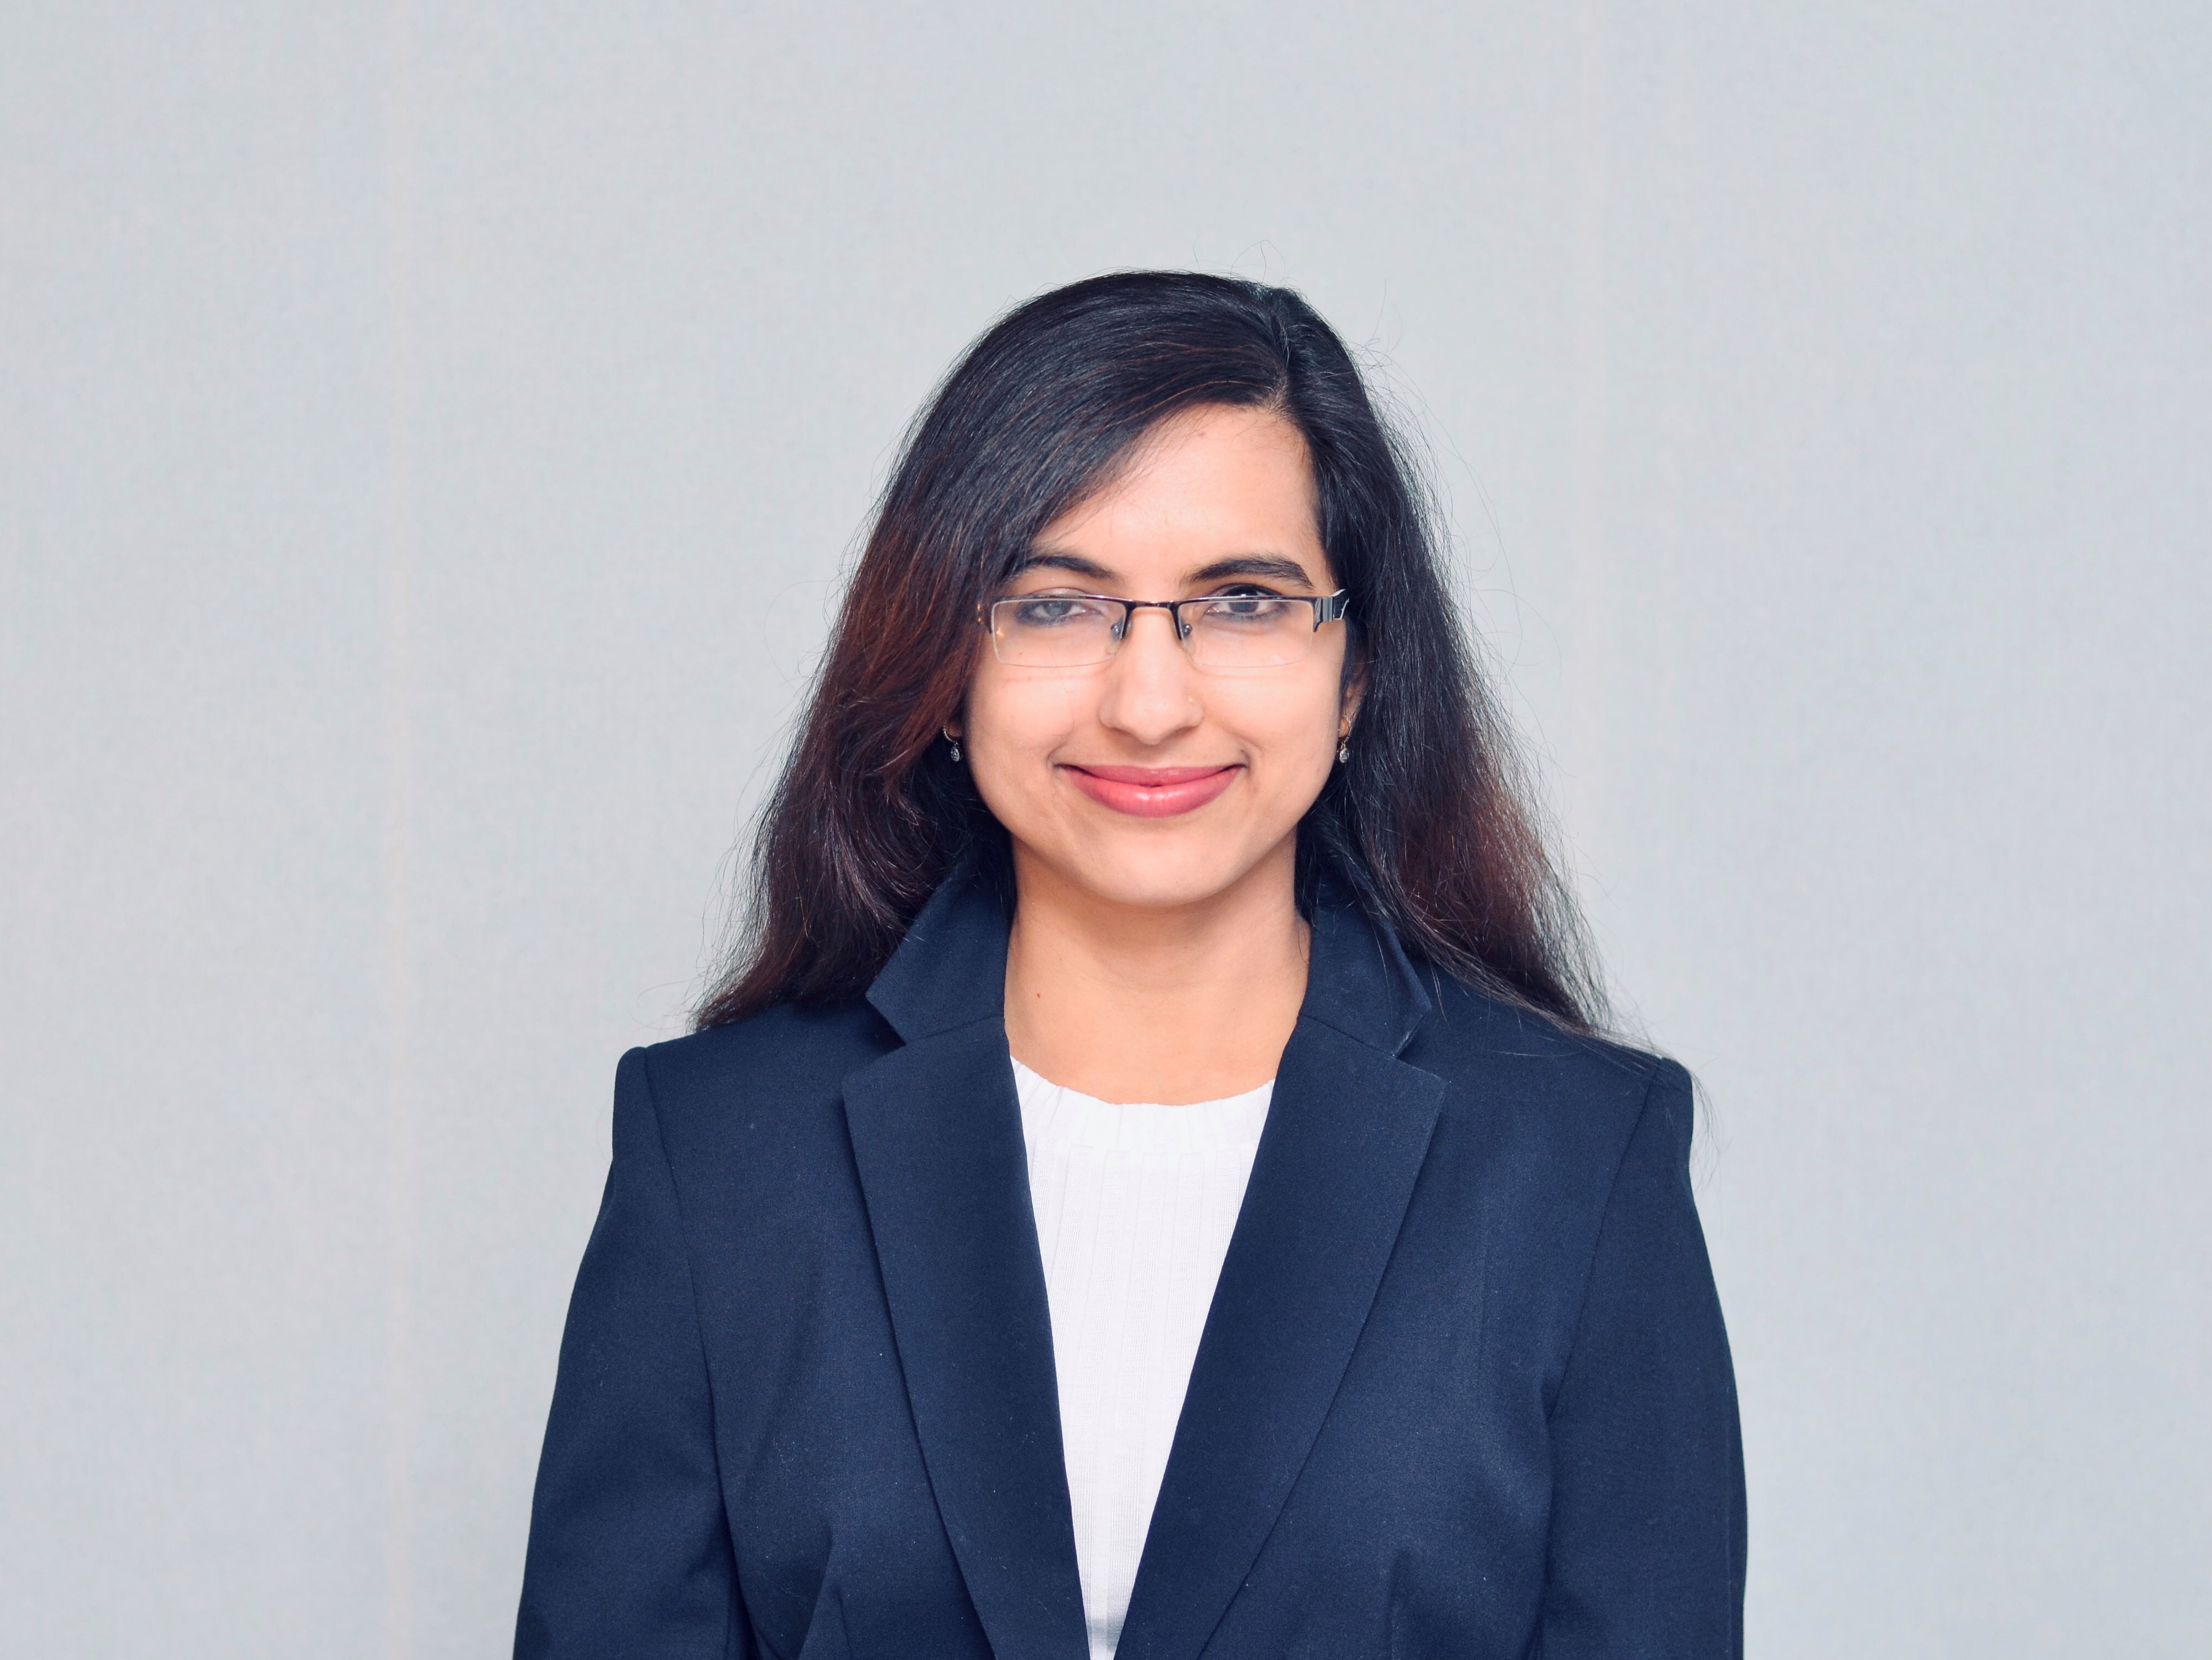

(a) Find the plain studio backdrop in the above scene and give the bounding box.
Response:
[3,4,2206,1656]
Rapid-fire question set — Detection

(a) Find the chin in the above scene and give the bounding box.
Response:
[1053,835,1284,913]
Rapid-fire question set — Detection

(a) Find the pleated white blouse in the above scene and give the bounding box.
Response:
[1012,1059,1274,1660]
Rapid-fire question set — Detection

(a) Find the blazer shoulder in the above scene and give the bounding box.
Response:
[1405,974,1688,1150]
[624,997,897,1135]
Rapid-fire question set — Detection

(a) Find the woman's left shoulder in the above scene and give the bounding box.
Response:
[1399,975,1693,1167]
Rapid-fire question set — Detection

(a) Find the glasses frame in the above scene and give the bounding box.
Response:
[983,587,1352,668]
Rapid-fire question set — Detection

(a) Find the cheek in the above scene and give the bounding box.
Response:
[963,661,1091,791]
[1223,668,1344,772]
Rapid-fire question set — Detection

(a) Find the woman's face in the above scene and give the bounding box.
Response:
[959,403,1359,915]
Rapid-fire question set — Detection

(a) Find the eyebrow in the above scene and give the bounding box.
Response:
[1011,550,1115,582]
[1011,549,1322,590]
[1185,554,1318,589]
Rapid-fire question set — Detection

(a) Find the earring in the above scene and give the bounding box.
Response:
[944,728,961,763]
[1337,736,1351,764]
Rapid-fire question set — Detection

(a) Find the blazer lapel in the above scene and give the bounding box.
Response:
[842,861,1089,1660]
[1111,905,1446,1660]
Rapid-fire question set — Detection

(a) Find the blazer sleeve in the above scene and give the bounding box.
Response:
[515,1048,753,1659]
[1538,1058,1747,1658]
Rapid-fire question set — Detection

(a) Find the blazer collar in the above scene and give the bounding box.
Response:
[863,849,1015,1042]
[1296,887,1436,1059]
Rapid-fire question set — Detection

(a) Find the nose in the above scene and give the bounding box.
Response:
[1095,606,1203,747]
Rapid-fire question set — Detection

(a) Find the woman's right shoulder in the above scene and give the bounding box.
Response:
[615,996,898,1143]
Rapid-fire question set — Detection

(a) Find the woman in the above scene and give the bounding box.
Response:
[515,272,1744,1659]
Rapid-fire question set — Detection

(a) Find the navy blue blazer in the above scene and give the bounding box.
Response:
[516,863,1745,1659]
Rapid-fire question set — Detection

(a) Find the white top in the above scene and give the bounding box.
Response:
[1012,1059,1274,1660]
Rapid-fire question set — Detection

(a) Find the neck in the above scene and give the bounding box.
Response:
[1002,837,1308,1104]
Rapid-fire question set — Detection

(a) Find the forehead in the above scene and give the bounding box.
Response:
[1031,405,1324,580]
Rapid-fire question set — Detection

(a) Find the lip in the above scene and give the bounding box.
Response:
[1061,763,1241,818]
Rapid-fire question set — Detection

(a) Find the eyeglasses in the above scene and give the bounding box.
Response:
[986,589,1350,670]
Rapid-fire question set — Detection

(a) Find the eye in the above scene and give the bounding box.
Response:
[1196,588,1297,624]
[1006,594,1110,628]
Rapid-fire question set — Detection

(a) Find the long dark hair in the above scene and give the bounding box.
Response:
[698,272,1603,1032]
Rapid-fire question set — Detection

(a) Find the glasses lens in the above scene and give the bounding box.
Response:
[1185,595,1315,667]
[992,595,1122,666]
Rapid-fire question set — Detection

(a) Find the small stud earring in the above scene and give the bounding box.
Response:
[944,728,961,763]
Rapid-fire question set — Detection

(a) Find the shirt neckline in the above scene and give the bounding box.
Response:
[1010,1057,1275,1113]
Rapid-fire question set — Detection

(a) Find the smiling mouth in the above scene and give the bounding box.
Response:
[1061,763,1241,818]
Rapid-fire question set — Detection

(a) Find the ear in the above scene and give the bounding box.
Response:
[1337,645,1368,736]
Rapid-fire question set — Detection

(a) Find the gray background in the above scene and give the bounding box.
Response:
[4,3,2206,1656]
